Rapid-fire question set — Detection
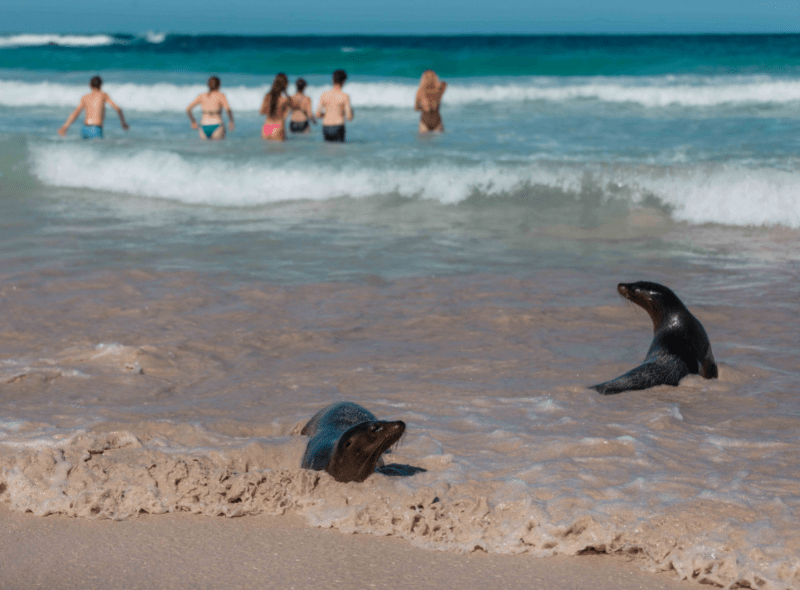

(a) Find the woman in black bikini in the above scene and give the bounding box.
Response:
[288,78,316,134]
[415,70,447,134]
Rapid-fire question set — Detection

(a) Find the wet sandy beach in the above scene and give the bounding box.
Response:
[1,508,692,590]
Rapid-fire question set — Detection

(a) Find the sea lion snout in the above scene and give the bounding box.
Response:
[379,420,406,436]
[617,283,632,299]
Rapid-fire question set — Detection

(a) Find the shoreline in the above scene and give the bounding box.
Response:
[0,508,691,590]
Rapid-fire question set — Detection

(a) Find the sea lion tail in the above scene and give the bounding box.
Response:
[591,357,688,395]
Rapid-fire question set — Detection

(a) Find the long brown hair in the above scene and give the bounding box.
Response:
[267,73,289,118]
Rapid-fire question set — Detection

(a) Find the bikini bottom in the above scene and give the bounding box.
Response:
[202,124,220,138]
[289,120,310,133]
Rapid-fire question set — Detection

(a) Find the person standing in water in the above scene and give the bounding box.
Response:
[288,78,316,134]
[58,76,129,139]
[186,76,234,140]
[261,73,297,141]
[316,69,353,143]
[415,70,446,134]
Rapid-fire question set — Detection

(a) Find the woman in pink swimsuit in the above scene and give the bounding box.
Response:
[260,73,296,141]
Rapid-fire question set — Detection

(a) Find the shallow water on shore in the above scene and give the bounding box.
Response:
[1,260,799,589]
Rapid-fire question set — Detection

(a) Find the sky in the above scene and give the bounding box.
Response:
[2,0,800,35]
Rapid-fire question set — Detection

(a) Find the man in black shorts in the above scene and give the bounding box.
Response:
[316,69,353,142]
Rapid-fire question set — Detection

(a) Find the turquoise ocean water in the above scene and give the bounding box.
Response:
[1,33,800,280]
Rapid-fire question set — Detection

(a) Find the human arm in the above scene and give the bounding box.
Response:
[344,94,353,121]
[186,95,202,129]
[221,94,234,131]
[105,94,129,131]
[315,94,325,119]
[58,99,84,136]
[259,94,270,116]
[303,96,317,124]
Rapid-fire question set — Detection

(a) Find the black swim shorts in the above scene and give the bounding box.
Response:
[322,125,345,142]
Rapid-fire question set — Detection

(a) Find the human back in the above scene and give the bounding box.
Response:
[261,73,294,141]
[318,87,351,125]
[289,78,316,134]
[415,69,446,133]
[83,89,110,126]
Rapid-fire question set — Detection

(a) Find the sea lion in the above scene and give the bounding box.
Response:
[300,401,406,483]
[591,281,718,395]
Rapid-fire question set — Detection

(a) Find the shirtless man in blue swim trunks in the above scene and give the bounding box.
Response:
[58,76,129,139]
[316,70,353,142]
[186,76,235,140]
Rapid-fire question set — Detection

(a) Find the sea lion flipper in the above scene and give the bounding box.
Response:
[592,356,689,395]
[700,351,718,379]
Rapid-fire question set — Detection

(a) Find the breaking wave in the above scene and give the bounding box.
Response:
[4,75,800,111]
[28,142,800,228]
[0,34,119,48]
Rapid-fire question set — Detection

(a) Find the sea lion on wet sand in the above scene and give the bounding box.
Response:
[301,402,406,483]
[591,281,718,395]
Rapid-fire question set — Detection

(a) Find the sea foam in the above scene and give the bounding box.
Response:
[0,34,119,48]
[29,143,800,228]
[5,76,800,112]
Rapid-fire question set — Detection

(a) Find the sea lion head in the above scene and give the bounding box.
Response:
[617,281,684,329]
[327,420,406,483]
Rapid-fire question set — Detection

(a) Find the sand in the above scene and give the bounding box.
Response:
[0,508,691,590]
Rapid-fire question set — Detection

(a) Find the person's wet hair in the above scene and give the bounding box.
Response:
[90,76,102,89]
[333,70,347,85]
[420,69,439,89]
[208,76,221,91]
[268,73,289,118]
[296,78,307,92]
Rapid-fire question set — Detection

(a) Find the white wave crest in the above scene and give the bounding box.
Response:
[444,77,800,108]
[144,31,167,44]
[0,80,272,112]
[0,34,118,48]
[28,143,800,228]
[6,76,800,112]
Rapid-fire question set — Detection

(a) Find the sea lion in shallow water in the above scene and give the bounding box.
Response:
[591,281,718,395]
[301,402,406,483]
